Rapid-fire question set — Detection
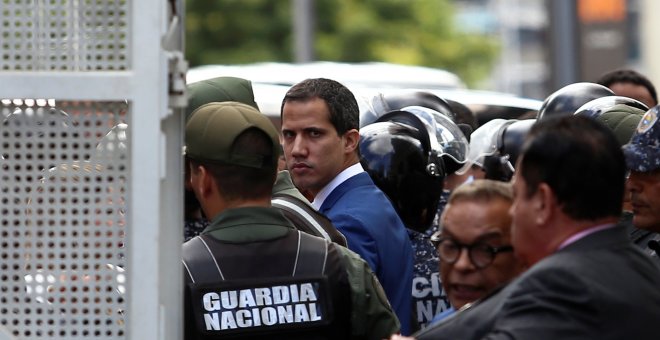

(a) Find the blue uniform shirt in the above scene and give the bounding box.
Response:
[409,190,451,330]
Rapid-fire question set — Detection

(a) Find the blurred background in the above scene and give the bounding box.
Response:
[185,0,660,101]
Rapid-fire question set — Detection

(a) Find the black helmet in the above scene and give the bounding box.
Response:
[464,119,511,170]
[379,105,469,175]
[464,118,534,181]
[537,82,614,120]
[573,95,648,119]
[499,119,535,167]
[358,91,455,128]
[359,111,445,232]
[486,119,535,181]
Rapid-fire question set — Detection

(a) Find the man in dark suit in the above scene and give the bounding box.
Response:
[412,115,660,340]
[280,78,414,335]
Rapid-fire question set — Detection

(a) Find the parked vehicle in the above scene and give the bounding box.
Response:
[186,62,542,128]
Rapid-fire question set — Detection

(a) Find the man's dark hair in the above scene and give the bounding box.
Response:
[189,128,277,201]
[281,78,359,135]
[519,115,625,221]
[597,68,658,106]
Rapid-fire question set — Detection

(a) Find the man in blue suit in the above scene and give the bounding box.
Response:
[281,78,414,335]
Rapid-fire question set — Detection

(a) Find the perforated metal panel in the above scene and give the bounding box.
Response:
[1,0,185,339]
[1,101,129,338]
[1,1,130,71]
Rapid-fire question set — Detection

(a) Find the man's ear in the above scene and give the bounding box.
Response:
[342,128,360,154]
[534,182,556,226]
[193,165,215,199]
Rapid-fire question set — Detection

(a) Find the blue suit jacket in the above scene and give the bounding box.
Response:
[320,172,414,335]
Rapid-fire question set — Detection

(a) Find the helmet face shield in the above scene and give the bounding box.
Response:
[395,106,469,174]
[358,92,391,128]
[461,118,512,173]
[358,94,470,174]
[358,91,456,128]
[461,118,534,181]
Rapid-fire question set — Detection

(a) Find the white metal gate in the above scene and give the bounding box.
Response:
[1,0,185,339]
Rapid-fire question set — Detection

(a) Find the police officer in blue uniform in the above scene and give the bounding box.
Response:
[182,102,399,339]
[573,96,659,257]
[359,106,469,330]
[623,105,660,260]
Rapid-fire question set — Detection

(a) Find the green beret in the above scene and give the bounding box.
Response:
[185,76,259,121]
[185,102,279,169]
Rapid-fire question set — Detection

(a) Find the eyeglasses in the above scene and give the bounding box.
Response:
[430,236,514,269]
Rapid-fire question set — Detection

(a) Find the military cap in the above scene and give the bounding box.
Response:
[185,102,279,169]
[185,76,259,121]
[623,105,660,172]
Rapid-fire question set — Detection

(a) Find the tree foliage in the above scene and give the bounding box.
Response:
[185,0,499,87]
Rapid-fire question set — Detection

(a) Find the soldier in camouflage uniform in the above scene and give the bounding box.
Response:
[623,105,660,259]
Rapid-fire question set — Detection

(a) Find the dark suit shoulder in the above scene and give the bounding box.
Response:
[417,228,660,340]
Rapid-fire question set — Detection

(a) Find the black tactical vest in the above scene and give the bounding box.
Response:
[183,229,352,339]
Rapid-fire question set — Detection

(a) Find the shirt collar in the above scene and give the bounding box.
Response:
[203,206,293,241]
[557,223,617,250]
[311,162,364,210]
